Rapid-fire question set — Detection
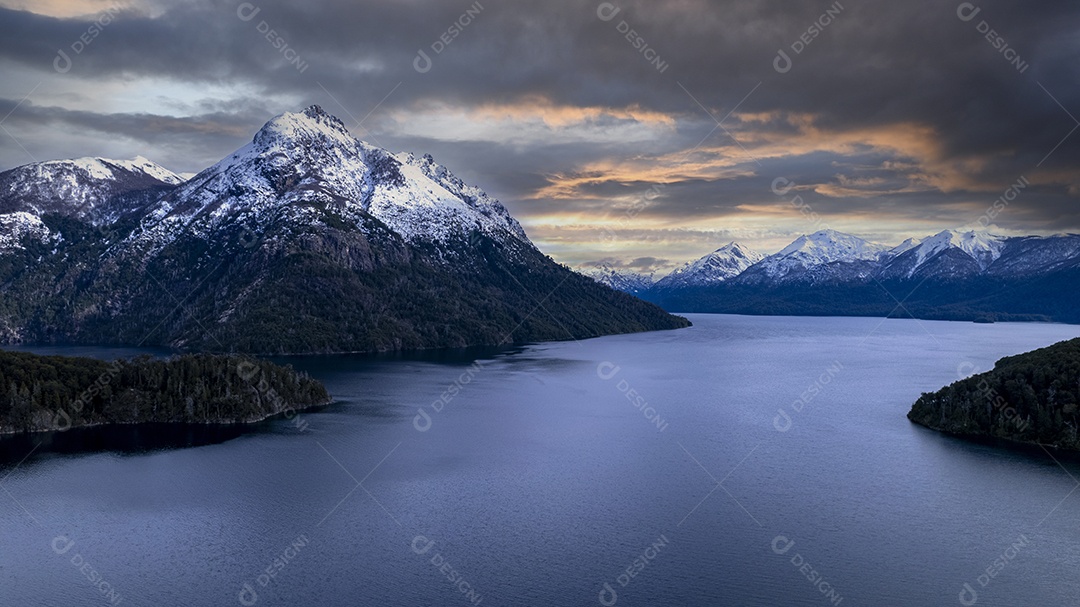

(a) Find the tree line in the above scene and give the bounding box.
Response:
[0,350,330,434]
[908,337,1080,450]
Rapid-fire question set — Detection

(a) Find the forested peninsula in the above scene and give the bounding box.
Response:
[0,350,330,434]
[908,338,1080,450]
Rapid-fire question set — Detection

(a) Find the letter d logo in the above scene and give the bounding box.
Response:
[773,409,792,432]
[54,49,72,74]
[771,535,795,555]
[597,362,621,380]
[598,581,618,605]
[237,361,259,381]
[239,582,259,606]
[597,3,621,22]
[959,582,978,606]
[52,536,75,555]
[414,49,433,73]
[411,535,436,555]
[237,3,261,21]
[956,3,981,22]
[771,177,795,196]
[773,49,793,74]
[413,408,432,432]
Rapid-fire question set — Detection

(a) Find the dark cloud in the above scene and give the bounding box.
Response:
[0,0,1078,261]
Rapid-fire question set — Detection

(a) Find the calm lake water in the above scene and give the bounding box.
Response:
[3,314,1080,606]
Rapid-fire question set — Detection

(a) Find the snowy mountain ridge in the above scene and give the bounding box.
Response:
[590,228,1080,292]
[582,265,657,295]
[0,155,183,226]
[653,242,764,289]
[121,106,530,257]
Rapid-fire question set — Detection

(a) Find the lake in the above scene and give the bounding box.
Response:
[2,314,1079,606]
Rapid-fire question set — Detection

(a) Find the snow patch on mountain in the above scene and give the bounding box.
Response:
[124,106,531,256]
[753,230,887,280]
[35,156,182,186]
[655,242,764,288]
[581,265,656,294]
[888,237,921,257]
[0,156,182,225]
[987,234,1080,276]
[392,152,529,243]
[909,230,1005,273]
[0,212,53,251]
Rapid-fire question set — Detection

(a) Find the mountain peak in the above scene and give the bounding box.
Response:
[740,230,887,282]
[581,264,656,294]
[125,106,531,254]
[0,155,182,225]
[654,242,764,289]
[889,237,921,255]
[778,229,883,258]
[908,229,1005,272]
[301,104,349,132]
[715,241,751,254]
[253,106,355,150]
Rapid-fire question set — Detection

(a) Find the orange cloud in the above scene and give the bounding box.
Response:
[0,0,141,18]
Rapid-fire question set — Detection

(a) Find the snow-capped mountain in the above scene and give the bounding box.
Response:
[887,237,921,258]
[595,229,1080,299]
[0,156,183,225]
[582,265,657,295]
[735,229,887,285]
[881,230,1006,279]
[987,234,1080,276]
[0,106,687,353]
[635,228,1080,323]
[123,106,530,260]
[653,243,763,289]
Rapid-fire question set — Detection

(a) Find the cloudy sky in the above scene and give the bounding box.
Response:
[1,0,1078,272]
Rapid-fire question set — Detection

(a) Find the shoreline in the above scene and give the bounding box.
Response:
[0,397,334,437]
[908,418,1080,458]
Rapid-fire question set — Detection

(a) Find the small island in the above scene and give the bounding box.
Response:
[0,350,331,434]
[908,337,1080,451]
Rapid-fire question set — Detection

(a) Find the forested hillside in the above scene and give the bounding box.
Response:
[908,338,1080,450]
[0,350,330,434]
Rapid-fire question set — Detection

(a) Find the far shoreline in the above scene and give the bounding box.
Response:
[0,396,334,437]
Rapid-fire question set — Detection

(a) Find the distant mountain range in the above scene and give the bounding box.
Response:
[579,265,657,296]
[584,229,1080,323]
[0,106,687,353]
